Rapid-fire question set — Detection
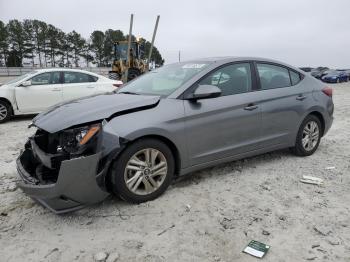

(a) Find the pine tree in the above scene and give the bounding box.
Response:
[0,20,8,66]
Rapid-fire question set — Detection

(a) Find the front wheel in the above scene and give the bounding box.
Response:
[291,115,322,156]
[110,138,175,203]
[0,100,12,123]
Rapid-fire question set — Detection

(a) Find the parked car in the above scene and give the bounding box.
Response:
[16,57,334,213]
[0,68,123,123]
[299,67,313,72]
[321,70,349,83]
[336,69,350,79]
[311,67,329,79]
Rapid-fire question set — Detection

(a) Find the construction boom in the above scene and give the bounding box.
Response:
[109,14,160,82]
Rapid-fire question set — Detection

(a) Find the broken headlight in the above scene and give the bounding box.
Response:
[60,124,101,154]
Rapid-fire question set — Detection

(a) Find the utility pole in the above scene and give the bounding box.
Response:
[178,50,181,62]
[124,13,134,82]
[147,15,160,70]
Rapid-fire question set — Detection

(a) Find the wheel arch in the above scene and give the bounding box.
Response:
[103,133,182,192]
[127,134,182,176]
[308,111,325,136]
[0,97,14,115]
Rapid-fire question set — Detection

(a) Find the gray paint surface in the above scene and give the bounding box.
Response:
[19,57,334,213]
[34,57,333,172]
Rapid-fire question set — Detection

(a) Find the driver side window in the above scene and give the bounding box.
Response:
[30,72,60,85]
[198,63,252,96]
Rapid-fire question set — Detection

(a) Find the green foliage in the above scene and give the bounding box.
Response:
[90,30,105,67]
[0,19,164,67]
[0,20,8,66]
[104,29,125,66]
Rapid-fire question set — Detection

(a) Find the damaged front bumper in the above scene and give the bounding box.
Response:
[16,141,109,214]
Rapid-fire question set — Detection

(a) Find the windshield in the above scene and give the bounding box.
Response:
[118,62,211,96]
[4,71,38,85]
[116,43,137,60]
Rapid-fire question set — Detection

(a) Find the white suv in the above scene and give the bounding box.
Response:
[0,68,122,123]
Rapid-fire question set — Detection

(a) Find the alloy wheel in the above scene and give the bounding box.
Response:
[0,104,7,121]
[302,121,319,151]
[124,148,168,195]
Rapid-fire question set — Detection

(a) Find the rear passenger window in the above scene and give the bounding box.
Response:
[290,71,301,85]
[199,63,252,96]
[64,72,96,83]
[89,75,98,82]
[257,63,291,90]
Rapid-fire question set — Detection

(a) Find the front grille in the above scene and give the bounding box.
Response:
[31,129,67,183]
[34,129,60,154]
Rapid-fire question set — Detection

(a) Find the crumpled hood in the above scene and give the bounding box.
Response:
[32,93,160,133]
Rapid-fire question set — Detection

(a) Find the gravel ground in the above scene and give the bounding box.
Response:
[0,82,349,262]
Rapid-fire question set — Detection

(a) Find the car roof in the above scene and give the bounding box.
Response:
[176,56,303,74]
[181,56,298,67]
[33,68,101,76]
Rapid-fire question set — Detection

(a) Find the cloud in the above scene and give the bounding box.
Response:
[1,0,349,67]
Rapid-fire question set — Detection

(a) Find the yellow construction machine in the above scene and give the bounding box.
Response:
[109,15,160,82]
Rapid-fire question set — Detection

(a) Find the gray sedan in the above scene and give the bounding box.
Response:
[16,57,334,213]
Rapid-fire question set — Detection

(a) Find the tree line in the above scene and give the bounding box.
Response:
[0,19,164,67]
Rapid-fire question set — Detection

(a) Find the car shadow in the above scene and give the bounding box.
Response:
[10,114,37,122]
[172,148,292,188]
[67,148,292,218]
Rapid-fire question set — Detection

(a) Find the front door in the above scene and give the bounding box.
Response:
[184,62,262,166]
[15,71,62,113]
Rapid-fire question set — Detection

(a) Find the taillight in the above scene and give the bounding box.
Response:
[113,83,123,88]
[322,87,333,97]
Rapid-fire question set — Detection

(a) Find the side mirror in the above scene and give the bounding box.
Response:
[21,80,31,87]
[186,85,221,100]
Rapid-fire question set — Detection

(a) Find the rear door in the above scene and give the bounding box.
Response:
[15,71,62,113]
[62,71,98,101]
[184,62,262,166]
[254,62,307,147]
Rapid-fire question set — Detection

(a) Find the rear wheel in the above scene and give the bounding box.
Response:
[110,138,175,203]
[108,71,120,80]
[0,100,12,123]
[291,115,322,156]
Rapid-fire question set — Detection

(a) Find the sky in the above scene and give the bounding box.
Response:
[1,0,349,68]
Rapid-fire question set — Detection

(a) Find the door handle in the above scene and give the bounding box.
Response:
[51,88,61,91]
[86,86,95,88]
[296,95,306,101]
[244,103,258,111]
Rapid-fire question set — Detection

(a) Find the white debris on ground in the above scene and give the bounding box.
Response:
[0,83,350,261]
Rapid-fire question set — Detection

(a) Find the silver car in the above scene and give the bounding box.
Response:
[16,57,334,213]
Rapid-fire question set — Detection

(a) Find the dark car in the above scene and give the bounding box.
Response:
[321,70,349,83]
[299,67,313,73]
[16,57,334,214]
[311,67,329,79]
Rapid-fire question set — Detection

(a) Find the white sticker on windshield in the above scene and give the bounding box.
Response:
[182,63,207,69]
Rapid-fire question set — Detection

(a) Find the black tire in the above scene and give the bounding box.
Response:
[127,68,141,81]
[0,100,12,123]
[108,71,120,80]
[291,115,322,156]
[110,138,175,203]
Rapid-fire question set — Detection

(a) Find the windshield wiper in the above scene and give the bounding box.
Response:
[118,91,140,95]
